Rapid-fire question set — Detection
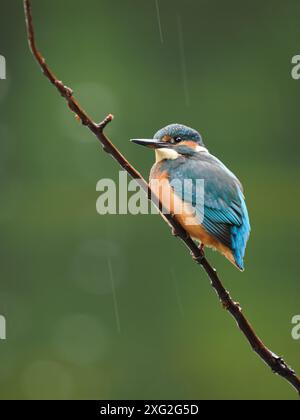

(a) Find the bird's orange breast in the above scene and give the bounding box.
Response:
[150,169,237,268]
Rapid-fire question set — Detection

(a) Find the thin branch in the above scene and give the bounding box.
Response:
[23,0,300,396]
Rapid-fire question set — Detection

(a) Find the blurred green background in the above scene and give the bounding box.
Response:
[0,0,299,400]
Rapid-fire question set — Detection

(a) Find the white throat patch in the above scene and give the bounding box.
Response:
[155,145,209,162]
[155,148,180,162]
[195,146,209,153]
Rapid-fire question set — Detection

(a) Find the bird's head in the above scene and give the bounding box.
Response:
[131,124,207,161]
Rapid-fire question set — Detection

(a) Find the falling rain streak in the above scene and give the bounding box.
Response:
[108,257,121,334]
[177,15,190,107]
[171,269,184,317]
[155,0,164,44]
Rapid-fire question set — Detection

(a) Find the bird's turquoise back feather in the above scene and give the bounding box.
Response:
[158,152,251,270]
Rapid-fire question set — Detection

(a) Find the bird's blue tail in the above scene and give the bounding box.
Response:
[231,191,251,271]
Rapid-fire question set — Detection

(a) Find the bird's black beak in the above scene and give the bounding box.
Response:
[131,139,168,149]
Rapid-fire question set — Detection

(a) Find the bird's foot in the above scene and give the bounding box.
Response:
[172,228,179,237]
[192,253,205,265]
[191,243,206,265]
[171,227,190,240]
[222,301,231,310]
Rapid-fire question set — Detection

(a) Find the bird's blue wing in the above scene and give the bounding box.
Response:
[166,155,251,270]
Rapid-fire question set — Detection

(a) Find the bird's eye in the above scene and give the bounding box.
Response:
[173,136,182,144]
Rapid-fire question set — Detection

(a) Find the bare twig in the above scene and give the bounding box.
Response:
[23,0,300,396]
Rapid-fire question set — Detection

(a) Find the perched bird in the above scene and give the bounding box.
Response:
[131,124,250,271]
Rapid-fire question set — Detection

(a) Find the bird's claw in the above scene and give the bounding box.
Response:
[192,252,205,265]
[172,228,179,237]
[222,301,231,310]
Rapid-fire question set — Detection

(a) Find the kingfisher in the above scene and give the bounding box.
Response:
[131,124,250,271]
